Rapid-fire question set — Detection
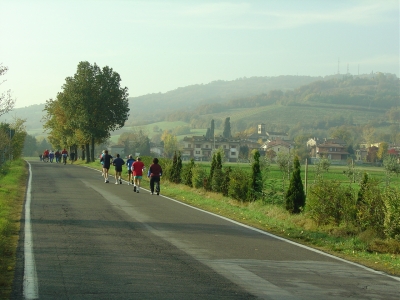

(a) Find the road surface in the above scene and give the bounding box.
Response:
[11,160,400,299]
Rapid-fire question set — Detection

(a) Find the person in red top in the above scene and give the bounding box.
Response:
[131,157,145,193]
[61,148,68,165]
[43,149,50,162]
[147,157,162,195]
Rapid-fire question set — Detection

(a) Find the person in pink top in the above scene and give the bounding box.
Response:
[131,157,145,193]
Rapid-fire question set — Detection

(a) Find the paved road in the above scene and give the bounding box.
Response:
[12,160,400,299]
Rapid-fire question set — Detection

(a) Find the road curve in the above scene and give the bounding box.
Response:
[11,160,400,300]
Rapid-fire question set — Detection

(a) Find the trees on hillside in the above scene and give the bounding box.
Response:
[43,61,129,161]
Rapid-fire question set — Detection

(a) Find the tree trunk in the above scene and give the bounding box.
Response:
[91,137,95,162]
[85,144,90,163]
[81,145,85,161]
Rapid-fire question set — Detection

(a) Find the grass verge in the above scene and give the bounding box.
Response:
[0,159,27,299]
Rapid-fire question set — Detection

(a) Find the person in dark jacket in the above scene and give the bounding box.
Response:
[147,157,162,195]
[112,153,125,185]
[100,150,113,183]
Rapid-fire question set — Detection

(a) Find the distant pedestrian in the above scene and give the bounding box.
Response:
[100,150,105,176]
[100,150,113,183]
[112,154,125,185]
[148,157,162,195]
[49,150,54,163]
[126,155,135,185]
[55,150,61,163]
[43,149,49,162]
[61,148,68,165]
[70,151,75,164]
[132,157,145,193]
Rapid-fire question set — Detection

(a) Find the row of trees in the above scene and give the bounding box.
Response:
[156,150,399,243]
[43,61,129,162]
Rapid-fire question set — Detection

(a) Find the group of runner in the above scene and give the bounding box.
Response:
[40,149,71,164]
[99,150,163,195]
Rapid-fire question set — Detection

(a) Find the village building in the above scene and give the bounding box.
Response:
[182,136,241,162]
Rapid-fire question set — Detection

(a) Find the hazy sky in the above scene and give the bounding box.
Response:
[1,0,399,108]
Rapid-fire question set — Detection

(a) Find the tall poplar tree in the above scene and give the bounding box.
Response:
[222,117,231,138]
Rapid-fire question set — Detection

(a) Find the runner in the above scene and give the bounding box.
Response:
[125,155,135,185]
[112,154,125,185]
[148,157,162,195]
[43,149,49,162]
[55,150,61,163]
[132,156,145,193]
[49,150,54,163]
[61,148,68,165]
[100,150,105,176]
[100,150,113,183]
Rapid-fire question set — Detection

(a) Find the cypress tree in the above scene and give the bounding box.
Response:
[222,117,231,138]
[176,151,182,184]
[248,150,263,201]
[221,166,232,197]
[285,156,305,214]
[207,152,217,190]
[211,151,223,192]
[170,151,178,183]
[210,119,215,140]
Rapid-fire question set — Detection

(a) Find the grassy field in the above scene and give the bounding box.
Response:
[0,160,27,299]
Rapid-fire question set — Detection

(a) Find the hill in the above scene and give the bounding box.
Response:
[1,75,322,136]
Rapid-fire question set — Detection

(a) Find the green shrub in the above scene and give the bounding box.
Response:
[181,158,195,187]
[382,187,400,241]
[211,168,223,193]
[307,180,356,226]
[356,176,385,236]
[192,165,207,189]
[228,168,249,201]
[220,167,231,197]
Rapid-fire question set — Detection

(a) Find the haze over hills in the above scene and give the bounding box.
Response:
[1,75,323,134]
[1,73,398,144]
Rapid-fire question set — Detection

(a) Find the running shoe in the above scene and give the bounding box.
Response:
[119,179,122,184]
[133,186,137,192]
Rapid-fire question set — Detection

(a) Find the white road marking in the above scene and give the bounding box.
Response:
[23,161,38,299]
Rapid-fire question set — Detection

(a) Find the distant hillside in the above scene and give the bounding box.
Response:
[127,75,322,122]
[0,103,45,136]
[1,75,322,134]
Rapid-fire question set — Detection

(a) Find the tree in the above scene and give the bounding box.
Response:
[377,142,388,161]
[23,134,38,156]
[0,64,16,117]
[285,156,305,214]
[210,119,215,140]
[161,131,179,158]
[44,61,129,162]
[222,117,231,138]
[248,150,263,201]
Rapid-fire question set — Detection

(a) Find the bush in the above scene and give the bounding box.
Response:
[211,168,223,193]
[356,176,385,236]
[307,180,356,226]
[382,187,400,241]
[192,165,207,189]
[181,158,195,187]
[220,167,231,197]
[228,168,249,201]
